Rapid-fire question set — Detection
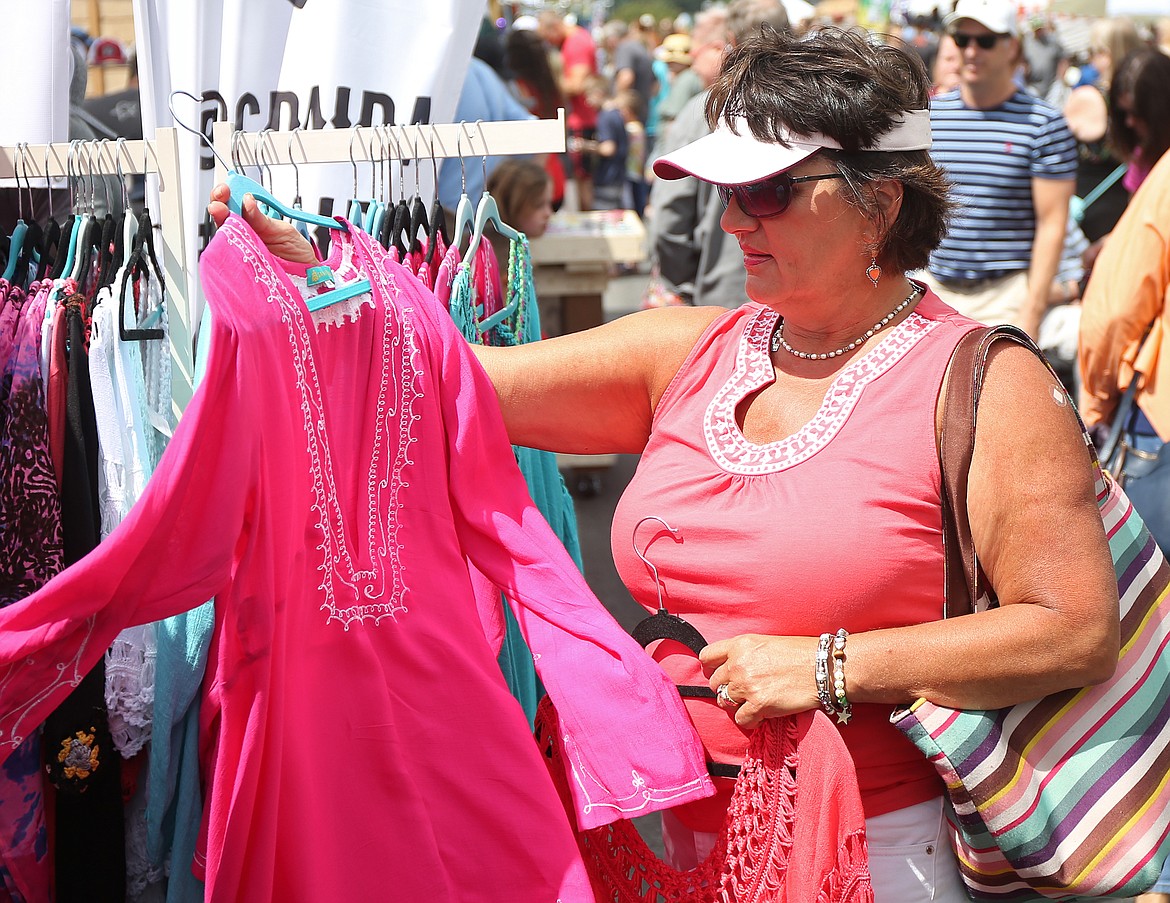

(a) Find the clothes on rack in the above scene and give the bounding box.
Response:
[0,213,714,901]
[443,229,587,724]
[0,191,175,902]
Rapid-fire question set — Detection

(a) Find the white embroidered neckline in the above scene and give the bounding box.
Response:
[704,305,939,475]
[225,222,421,629]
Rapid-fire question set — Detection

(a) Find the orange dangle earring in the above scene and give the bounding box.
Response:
[866,252,882,287]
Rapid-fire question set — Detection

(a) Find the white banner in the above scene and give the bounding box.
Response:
[133,0,485,325]
[0,0,71,148]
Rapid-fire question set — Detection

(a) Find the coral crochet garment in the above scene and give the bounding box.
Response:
[0,216,713,902]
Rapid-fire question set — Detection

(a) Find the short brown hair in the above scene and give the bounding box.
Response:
[706,26,952,272]
[486,159,552,226]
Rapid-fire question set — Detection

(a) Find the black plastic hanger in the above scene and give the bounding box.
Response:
[37,218,62,281]
[117,211,166,342]
[628,517,714,696]
[628,517,741,780]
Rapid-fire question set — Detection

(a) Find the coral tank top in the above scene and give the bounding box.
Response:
[612,292,982,831]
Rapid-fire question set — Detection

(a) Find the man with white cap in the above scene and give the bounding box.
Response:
[925,0,1076,337]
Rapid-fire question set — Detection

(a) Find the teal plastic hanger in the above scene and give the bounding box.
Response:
[464,190,519,263]
[224,171,371,312]
[165,93,372,313]
[1,221,28,283]
[57,214,82,282]
[466,191,523,333]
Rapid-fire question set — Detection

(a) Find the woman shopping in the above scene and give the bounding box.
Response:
[213,27,1119,902]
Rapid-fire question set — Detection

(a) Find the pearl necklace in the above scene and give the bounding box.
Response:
[770,283,924,360]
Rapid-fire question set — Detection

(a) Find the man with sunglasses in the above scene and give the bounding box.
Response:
[925,0,1076,339]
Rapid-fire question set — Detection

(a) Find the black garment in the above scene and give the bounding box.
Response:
[1076,147,1130,243]
[40,299,126,903]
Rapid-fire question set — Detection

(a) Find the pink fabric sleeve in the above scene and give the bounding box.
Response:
[405,275,715,830]
[0,305,256,759]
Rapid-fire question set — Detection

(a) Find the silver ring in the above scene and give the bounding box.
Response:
[716,683,740,710]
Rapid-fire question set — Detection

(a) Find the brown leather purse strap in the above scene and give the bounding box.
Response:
[938,325,1052,619]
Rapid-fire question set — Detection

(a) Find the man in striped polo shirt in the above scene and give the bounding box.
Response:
[925,0,1076,338]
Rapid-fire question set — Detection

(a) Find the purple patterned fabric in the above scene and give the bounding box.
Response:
[0,281,58,902]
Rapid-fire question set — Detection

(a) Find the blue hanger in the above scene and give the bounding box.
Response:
[467,191,524,334]
[167,91,372,312]
[1,221,28,283]
[2,142,33,283]
[224,173,372,311]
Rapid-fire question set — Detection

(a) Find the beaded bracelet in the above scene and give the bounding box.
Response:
[831,629,852,725]
[815,633,836,718]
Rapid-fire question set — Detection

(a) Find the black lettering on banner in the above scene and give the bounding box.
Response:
[358,91,394,127]
[288,0,308,6]
[235,93,261,131]
[268,91,301,130]
[332,87,353,129]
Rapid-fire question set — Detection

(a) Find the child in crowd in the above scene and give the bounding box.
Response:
[485,158,555,240]
[577,81,639,211]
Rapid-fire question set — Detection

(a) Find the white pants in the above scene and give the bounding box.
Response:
[661,797,968,902]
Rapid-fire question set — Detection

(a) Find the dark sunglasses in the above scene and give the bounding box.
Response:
[952,32,1004,50]
[717,172,845,218]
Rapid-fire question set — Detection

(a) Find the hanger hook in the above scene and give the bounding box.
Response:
[394,125,409,200]
[98,139,115,214]
[458,122,472,194]
[427,123,441,202]
[168,89,233,171]
[365,126,379,201]
[370,125,384,202]
[65,140,77,215]
[14,143,29,220]
[383,125,395,201]
[229,128,245,173]
[632,516,682,614]
[410,127,424,198]
[348,126,363,199]
[288,128,305,206]
[114,137,130,210]
[474,119,489,194]
[43,140,58,216]
[260,129,278,192]
[83,141,98,214]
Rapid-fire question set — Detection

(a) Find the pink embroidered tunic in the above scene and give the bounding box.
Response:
[0,216,713,901]
[612,293,980,832]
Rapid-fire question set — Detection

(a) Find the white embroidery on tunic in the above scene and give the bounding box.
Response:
[226,225,421,629]
[0,616,96,749]
[704,306,939,475]
[560,730,710,816]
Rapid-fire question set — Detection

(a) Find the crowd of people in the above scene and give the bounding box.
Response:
[471,4,1168,381]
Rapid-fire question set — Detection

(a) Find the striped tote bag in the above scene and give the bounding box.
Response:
[891,326,1170,900]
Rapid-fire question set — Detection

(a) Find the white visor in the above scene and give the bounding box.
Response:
[653,110,933,184]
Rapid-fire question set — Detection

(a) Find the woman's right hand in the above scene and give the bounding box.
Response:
[208,184,318,266]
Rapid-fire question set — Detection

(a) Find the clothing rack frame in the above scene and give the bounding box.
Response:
[0,131,194,414]
[210,111,566,182]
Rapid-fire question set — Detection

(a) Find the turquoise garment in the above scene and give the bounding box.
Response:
[449,236,585,726]
[145,304,212,903]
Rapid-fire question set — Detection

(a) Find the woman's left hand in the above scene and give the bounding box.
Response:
[700,634,821,729]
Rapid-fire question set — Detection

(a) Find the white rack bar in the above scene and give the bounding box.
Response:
[0,138,165,180]
[210,110,566,181]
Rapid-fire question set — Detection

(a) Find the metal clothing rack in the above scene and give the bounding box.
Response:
[0,130,193,414]
[2,114,566,414]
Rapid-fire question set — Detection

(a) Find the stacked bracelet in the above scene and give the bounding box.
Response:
[815,633,836,717]
[814,630,853,725]
[832,629,852,725]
